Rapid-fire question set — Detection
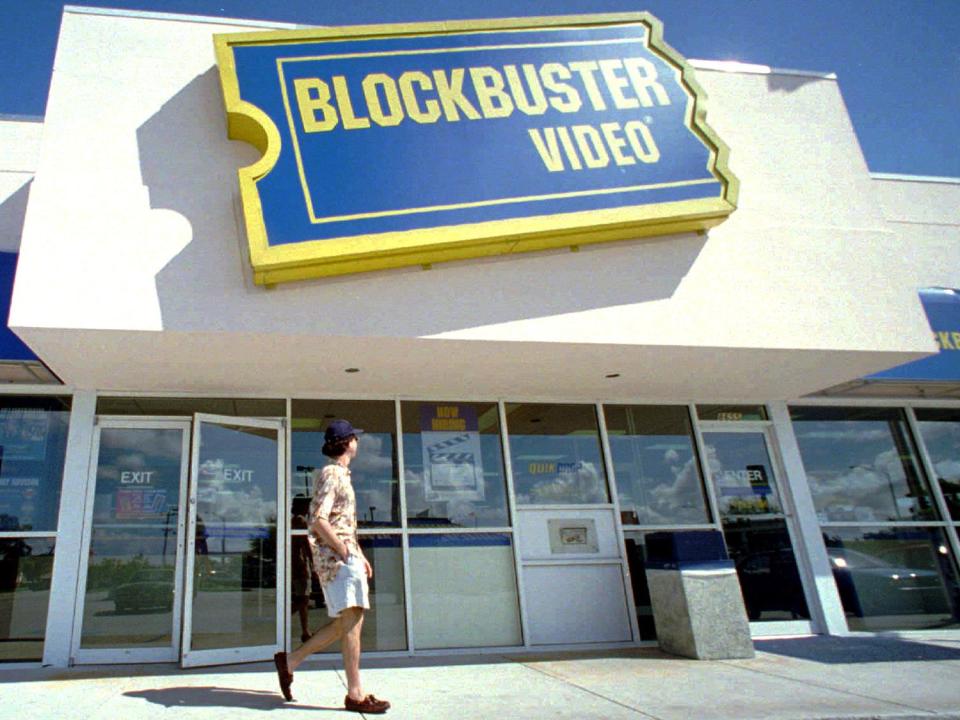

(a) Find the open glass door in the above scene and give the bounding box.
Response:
[181,414,285,667]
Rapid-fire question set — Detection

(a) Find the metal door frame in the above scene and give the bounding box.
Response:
[180,413,285,668]
[71,418,191,664]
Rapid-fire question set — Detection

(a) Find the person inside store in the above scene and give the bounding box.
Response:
[274,419,390,714]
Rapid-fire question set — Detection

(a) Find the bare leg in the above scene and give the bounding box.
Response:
[287,616,342,671]
[340,607,365,701]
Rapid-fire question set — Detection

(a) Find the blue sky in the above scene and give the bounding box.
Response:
[2,0,958,177]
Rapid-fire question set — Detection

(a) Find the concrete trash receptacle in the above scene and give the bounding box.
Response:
[645,530,754,660]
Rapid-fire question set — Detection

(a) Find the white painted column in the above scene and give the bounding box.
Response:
[42,390,97,667]
[768,401,849,636]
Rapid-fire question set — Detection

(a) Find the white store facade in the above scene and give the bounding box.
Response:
[0,6,957,668]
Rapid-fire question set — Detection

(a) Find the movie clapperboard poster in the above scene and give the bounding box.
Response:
[420,404,485,502]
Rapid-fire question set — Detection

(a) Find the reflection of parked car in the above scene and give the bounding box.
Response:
[828,548,950,618]
[110,569,174,613]
[735,548,808,621]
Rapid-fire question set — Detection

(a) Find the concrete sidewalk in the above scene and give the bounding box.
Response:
[2,635,960,719]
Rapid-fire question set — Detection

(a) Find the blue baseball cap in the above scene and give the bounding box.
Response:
[324,419,363,443]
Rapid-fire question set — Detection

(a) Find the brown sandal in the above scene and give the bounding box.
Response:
[273,651,294,701]
[345,694,390,713]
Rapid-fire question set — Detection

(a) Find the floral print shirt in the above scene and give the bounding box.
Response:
[307,463,360,586]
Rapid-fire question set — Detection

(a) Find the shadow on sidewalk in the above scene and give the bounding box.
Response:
[124,686,345,712]
[756,635,960,664]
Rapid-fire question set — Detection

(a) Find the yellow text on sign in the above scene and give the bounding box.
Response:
[528,121,659,171]
[292,56,671,132]
[935,331,960,351]
[430,406,467,431]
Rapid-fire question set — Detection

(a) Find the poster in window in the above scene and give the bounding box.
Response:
[0,409,49,461]
[420,404,485,502]
[0,475,40,530]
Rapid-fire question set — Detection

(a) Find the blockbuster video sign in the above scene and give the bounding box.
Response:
[214,13,739,284]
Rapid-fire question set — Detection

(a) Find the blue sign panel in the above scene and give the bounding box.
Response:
[869,289,960,382]
[215,15,738,283]
[0,253,37,362]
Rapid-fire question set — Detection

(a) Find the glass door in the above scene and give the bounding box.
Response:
[73,420,191,664]
[700,427,813,635]
[181,414,284,667]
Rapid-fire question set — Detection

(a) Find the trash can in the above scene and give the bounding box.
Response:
[645,530,754,660]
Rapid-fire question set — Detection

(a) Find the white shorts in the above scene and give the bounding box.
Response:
[320,554,370,618]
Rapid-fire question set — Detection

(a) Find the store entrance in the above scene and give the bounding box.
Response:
[71,414,285,667]
[699,425,814,636]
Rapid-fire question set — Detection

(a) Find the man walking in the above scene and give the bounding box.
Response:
[274,419,390,714]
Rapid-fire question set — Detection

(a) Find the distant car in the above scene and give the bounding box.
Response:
[827,548,950,618]
[110,569,174,613]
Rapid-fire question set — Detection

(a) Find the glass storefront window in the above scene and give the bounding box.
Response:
[401,401,510,528]
[81,528,179,648]
[409,533,521,649]
[505,403,609,505]
[0,397,71,533]
[724,518,810,621]
[697,405,768,422]
[914,408,960,521]
[790,407,938,523]
[291,534,406,653]
[0,538,54,661]
[80,427,185,649]
[823,527,960,631]
[605,405,709,525]
[705,431,785,518]
[291,400,399,528]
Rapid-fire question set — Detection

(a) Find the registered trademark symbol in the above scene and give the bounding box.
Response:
[644,115,653,124]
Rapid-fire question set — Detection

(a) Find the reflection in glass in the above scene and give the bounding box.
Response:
[190,422,278,651]
[606,405,709,525]
[915,408,960,521]
[290,534,406,652]
[409,533,521,649]
[402,402,509,528]
[725,519,810,621]
[703,431,810,621]
[704,432,783,517]
[292,400,399,528]
[622,532,656,640]
[506,403,609,505]
[80,428,184,649]
[0,397,71,533]
[0,538,54,661]
[823,527,960,631]
[790,407,937,522]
